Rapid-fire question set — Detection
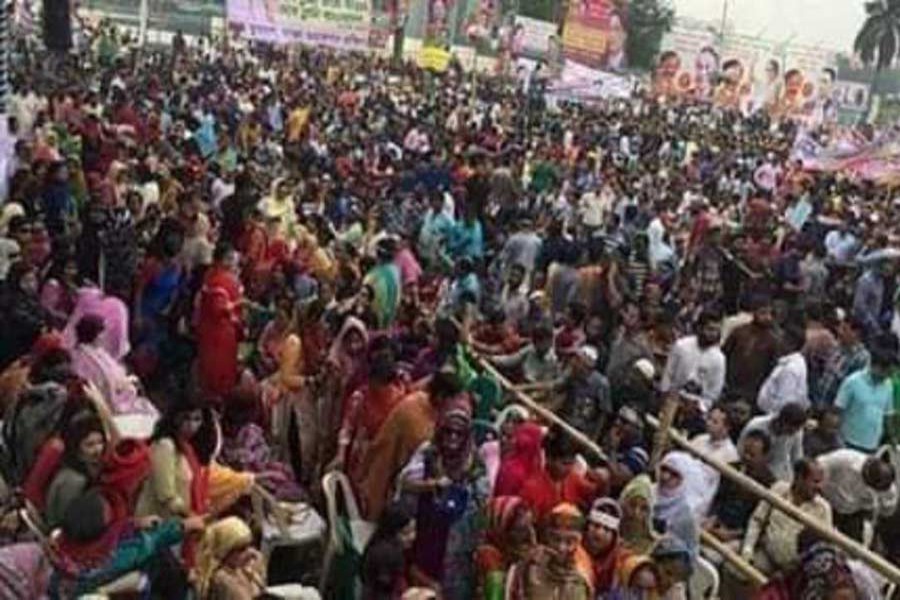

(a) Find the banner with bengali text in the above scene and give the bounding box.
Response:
[226,0,376,51]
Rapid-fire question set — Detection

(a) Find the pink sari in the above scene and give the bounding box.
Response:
[62,287,131,360]
[70,343,159,417]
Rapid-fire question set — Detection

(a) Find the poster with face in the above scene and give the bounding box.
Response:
[653,50,682,99]
[693,46,719,100]
[713,58,748,110]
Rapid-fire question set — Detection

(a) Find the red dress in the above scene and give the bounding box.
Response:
[196,266,243,399]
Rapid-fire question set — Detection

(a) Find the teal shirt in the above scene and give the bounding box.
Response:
[836,369,894,450]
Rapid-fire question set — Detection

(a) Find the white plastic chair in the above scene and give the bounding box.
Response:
[319,470,376,594]
[689,555,720,600]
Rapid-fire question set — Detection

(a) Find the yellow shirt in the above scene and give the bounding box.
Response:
[286,107,310,143]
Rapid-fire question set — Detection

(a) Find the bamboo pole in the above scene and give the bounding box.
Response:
[646,415,900,584]
[471,355,768,586]
[477,357,607,461]
[700,530,768,587]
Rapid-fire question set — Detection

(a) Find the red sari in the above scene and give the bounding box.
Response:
[196,265,244,399]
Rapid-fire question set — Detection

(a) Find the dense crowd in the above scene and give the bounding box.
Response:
[0,18,898,600]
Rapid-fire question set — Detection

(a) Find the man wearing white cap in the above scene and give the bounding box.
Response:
[549,344,611,440]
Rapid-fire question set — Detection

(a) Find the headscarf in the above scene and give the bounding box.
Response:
[327,317,369,385]
[494,422,544,496]
[196,516,254,600]
[477,496,535,577]
[544,503,594,592]
[619,475,656,554]
[435,396,474,476]
[792,544,857,600]
[654,452,705,521]
[615,554,660,599]
[653,452,702,559]
[62,287,130,360]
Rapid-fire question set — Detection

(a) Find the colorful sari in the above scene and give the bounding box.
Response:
[63,287,131,360]
[364,262,402,329]
[196,264,244,400]
[70,343,158,416]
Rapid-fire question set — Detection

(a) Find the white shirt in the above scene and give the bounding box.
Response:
[757,352,809,414]
[660,336,726,410]
[819,449,898,516]
[690,433,739,518]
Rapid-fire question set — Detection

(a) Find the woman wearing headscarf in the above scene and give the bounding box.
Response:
[475,496,537,598]
[606,554,662,600]
[584,498,632,594]
[493,421,544,497]
[506,503,594,600]
[321,316,370,456]
[338,351,408,490]
[619,474,657,555]
[196,516,266,600]
[196,243,245,401]
[63,285,131,361]
[400,399,489,600]
[755,542,861,600]
[653,452,702,560]
[69,315,159,417]
[258,178,296,239]
[364,237,403,330]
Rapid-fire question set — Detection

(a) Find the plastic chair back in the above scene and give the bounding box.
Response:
[689,555,720,600]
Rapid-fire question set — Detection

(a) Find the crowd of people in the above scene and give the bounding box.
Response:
[0,17,899,600]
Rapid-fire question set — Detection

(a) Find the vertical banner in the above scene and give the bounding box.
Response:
[561,0,626,70]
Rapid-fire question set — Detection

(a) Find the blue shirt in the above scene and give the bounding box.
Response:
[835,369,894,451]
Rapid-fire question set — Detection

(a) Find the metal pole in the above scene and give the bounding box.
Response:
[138,0,148,47]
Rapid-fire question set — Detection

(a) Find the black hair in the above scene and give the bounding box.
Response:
[778,403,808,429]
[428,369,463,400]
[742,429,772,454]
[793,457,819,481]
[544,427,578,461]
[30,348,72,384]
[75,314,106,345]
[213,241,235,264]
[61,413,105,473]
[61,488,109,543]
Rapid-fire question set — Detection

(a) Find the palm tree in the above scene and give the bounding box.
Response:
[854,0,900,114]
[855,0,900,69]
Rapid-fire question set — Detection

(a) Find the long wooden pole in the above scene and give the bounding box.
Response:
[700,530,767,587]
[477,357,607,462]
[472,356,768,586]
[646,415,900,584]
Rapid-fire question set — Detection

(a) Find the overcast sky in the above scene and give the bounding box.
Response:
[672,0,866,52]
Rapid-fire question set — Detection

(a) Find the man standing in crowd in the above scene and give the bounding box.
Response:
[818,448,897,541]
[741,458,832,575]
[739,403,807,481]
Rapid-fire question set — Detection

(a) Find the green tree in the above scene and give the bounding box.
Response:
[620,0,674,71]
[854,0,900,70]
[854,0,900,113]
